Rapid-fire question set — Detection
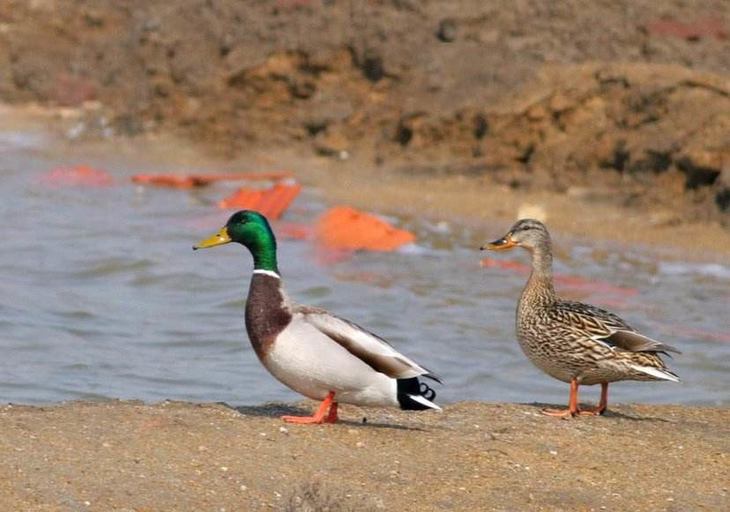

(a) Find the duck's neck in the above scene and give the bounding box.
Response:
[246,268,291,361]
[250,238,280,276]
[521,241,556,307]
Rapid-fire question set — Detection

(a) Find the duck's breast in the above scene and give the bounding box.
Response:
[262,317,399,406]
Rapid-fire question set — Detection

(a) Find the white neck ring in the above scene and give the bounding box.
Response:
[253,269,281,279]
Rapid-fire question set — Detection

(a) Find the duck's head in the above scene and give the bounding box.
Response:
[193,210,276,253]
[481,218,550,252]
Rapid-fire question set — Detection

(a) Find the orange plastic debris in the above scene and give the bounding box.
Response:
[276,222,312,241]
[40,165,113,187]
[480,257,639,298]
[554,275,638,297]
[479,257,530,273]
[217,182,302,220]
[131,175,204,188]
[131,171,293,188]
[316,206,416,251]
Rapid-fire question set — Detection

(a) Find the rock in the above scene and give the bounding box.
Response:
[357,48,385,82]
[313,130,350,157]
[676,156,721,189]
[436,19,457,42]
[715,188,730,212]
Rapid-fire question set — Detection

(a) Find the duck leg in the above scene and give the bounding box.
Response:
[325,401,339,423]
[578,383,608,416]
[281,391,338,424]
[542,378,580,418]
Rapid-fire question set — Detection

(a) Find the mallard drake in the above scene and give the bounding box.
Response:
[482,219,679,417]
[194,210,441,424]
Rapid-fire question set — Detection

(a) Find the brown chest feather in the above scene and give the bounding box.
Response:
[244,274,292,359]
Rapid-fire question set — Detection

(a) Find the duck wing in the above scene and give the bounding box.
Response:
[554,301,681,354]
[294,305,441,382]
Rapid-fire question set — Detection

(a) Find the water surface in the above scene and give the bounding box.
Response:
[1,124,728,407]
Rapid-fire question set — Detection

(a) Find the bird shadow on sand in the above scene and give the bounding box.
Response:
[525,402,672,422]
[219,402,426,431]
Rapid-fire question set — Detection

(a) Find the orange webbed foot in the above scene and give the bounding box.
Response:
[281,414,328,425]
[576,405,606,416]
[541,408,576,418]
[281,391,338,425]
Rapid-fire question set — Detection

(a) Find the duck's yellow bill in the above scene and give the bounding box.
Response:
[193,227,232,250]
[481,234,516,251]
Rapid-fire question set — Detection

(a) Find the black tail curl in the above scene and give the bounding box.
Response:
[396,377,439,410]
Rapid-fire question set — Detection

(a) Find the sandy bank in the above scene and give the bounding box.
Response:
[0,400,727,511]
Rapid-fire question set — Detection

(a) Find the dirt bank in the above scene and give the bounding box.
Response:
[0,401,727,511]
[1,0,729,225]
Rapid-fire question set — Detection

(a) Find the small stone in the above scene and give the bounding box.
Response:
[436,19,457,42]
[279,426,289,434]
[526,104,549,121]
[549,94,572,112]
[313,131,350,158]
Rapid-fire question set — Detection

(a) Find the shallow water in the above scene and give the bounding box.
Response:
[1,122,728,408]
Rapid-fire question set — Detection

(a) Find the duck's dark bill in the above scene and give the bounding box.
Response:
[193,227,232,250]
[483,235,516,251]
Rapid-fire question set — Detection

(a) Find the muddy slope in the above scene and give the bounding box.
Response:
[0,0,728,221]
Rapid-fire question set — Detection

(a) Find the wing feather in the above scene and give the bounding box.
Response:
[295,305,440,382]
[552,300,680,354]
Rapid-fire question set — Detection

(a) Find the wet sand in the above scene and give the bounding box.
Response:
[0,400,727,511]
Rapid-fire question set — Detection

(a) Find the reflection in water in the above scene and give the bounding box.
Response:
[0,126,728,407]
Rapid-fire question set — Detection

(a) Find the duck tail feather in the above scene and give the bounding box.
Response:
[397,377,442,411]
[630,364,680,382]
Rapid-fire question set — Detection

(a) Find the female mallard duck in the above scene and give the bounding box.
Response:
[194,210,440,424]
[482,219,680,417]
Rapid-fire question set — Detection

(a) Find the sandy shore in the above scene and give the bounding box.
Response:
[0,400,727,511]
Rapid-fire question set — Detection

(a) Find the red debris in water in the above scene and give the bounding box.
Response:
[315,206,416,251]
[554,274,638,297]
[479,257,530,273]
[131,171,293,188]
[480,257,638,298]
[643,18,728,41]
[40,165,113,187]
[132,175,204,188]
[218,182,302,220]
[276,221,312,241]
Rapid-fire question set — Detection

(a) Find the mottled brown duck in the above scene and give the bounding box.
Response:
[483,219,680,417]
